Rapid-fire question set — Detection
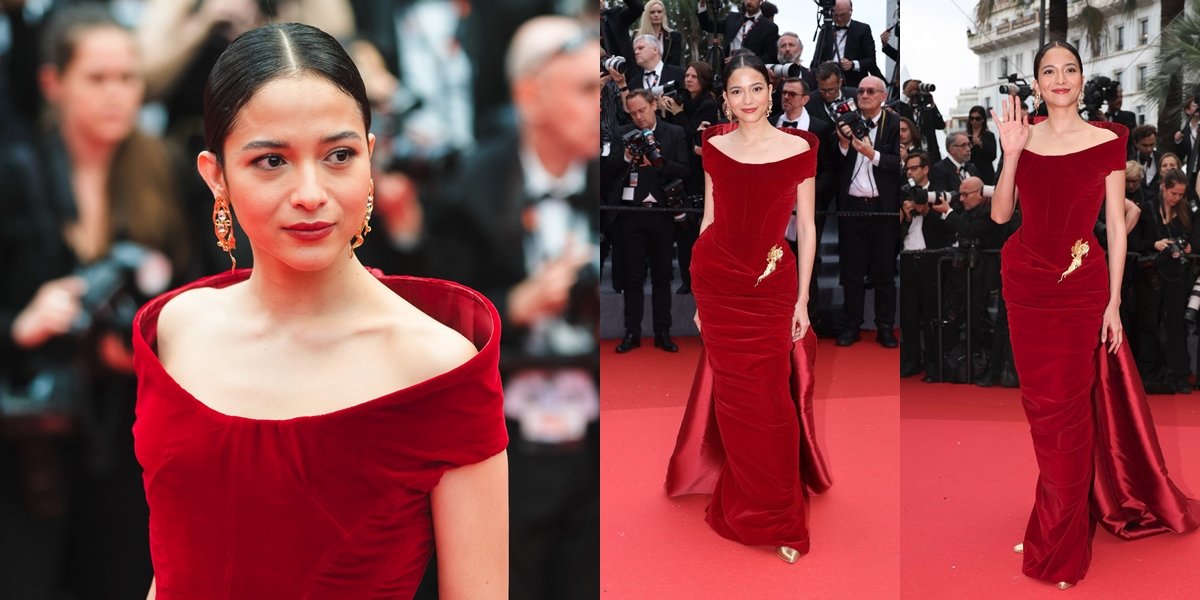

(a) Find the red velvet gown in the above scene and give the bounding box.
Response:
[1003,120,1200,585]
[665,124,831,552]
[131,270,508,599]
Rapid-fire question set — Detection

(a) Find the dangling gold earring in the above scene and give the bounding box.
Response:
[350,179,374,255]
[1032,91,1042,112]
[212,194,237,271]
[725,103,736,123]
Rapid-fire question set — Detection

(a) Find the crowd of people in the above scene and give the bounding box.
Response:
[0,1,598,598]
[901,82,1200,396]
[600,0,903,351]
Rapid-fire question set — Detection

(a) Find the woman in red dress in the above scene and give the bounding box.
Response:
[663,54,831,564]
[131,24,507,599]
[990,41,1199,590]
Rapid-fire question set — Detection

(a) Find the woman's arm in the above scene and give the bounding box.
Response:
[699,171,714,234]
[1102,168,1128,352]
[989,96,1029,224]
[431,451,508,600]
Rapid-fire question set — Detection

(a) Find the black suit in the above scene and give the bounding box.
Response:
[628,63,686,94]
[660,30,684,67]
[929,157,979,194]
[810,20,882,88]
[698,8,779,64]
[1129,148,1163,195]
[601,0,644,63]
[899,187,952,372]
[604,119,690,335]
[427,134,599,600]
[967,129,998,185]
[837,109,902,331]
[898,101,947,162]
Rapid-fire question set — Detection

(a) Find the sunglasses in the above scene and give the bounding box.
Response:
[781,91,806,98]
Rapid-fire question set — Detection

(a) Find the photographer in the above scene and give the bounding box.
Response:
[698,0,780,65]
[606,89,691,353]
[811,60,857,128]
[1130,169,1198,394]
[1172,96,1200,180]
[899,151,952,380]
[628,34,685,100]
[833,75,901,348]
[899,115,921,162]
[1,7,189,596]
[898,78,946,162]
[601,0,645,65]
[810,0,882,88]
[1130,124,1161,194]
[660,62,720,294]
[929,177,1003,382]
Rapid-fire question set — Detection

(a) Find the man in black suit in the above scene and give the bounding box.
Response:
[929,132,980,193]
[1107,84,1138,132]
[628,34,686,97]
[899,151,953,378]
[810,0,882,88]
[606,90,690,353]
[809,61,857,129]
[832,75,901,348]
[1130,124,1162,195]
[600,0,644,64]
[697,0,779,64]
[425,17,600,599]
[1173,96,1200,196]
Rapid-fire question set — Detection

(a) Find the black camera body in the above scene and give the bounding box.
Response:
[999,73,1033,102]
[1082,76,1118,120]
[833,98,871,140]
[908,82,936,108]
[622,128,665,168]
[1164,236,1189,260]
[902,182,956,207]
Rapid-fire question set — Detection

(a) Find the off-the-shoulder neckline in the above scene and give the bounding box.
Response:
[134,270,497,424]
[1022,120,1123,157]
[705,130,813,165]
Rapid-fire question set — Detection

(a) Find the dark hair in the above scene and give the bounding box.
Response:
[899,115,921,150]
[1131,124,1157,143]
[906,150,930,169]
[203,23,370,163]
[687,61,715,98]
[1163,167,1189,189]
[969,105,989,131]
[901,78,918,90]
[40,3,123,70]
[724,53,770,87]
[1033,41,1083,76]
[782,77,808,94]
[626,88,657,106]
[815,61,843,83]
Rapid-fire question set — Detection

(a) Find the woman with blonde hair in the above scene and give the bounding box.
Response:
[635,0,682,66]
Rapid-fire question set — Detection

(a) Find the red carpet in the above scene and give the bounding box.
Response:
[601,336,900,599]
[900,378,1200,599]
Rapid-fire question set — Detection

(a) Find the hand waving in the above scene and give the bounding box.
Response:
[990,94,1030,156]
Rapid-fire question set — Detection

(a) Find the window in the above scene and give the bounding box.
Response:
[1139,19,1149,45]
[1000,56,1009,76]
[1135,106,1145,125]
[1116,25,1125,51]
[1138,66,1147,90]
[1072,38,1081,51]
[1113,70,1122,87]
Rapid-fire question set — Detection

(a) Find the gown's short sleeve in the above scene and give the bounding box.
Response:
[1107,123,1130,172]
[790,129,819,183]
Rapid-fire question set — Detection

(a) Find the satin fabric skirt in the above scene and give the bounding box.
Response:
[669,236,829,549]
[1002,235,1200,585]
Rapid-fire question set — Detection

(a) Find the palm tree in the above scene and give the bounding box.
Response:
[1145,3,1200,151]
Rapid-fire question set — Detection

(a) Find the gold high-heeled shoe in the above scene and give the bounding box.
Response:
[1057,582,1072,590]
[776,546,799,564]
[1013,542,1023,554]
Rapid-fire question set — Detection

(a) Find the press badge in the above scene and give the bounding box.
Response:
[622,170,638,201]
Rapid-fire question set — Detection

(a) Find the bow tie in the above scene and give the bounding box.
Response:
[744,14,759,23]
[835,25,850,31]
[781,120,798,128]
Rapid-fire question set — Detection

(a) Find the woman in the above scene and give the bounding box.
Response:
[0,6,186,597]
[966,104,997,185]
[1129,168,1198,393]
[661,61,719,294]
[131,24,507,598]
[990,41,1199,589]
[635,0,682,67]
[664,54,830,563]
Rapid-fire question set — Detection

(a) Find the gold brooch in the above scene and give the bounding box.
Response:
[756,245,785,286]
[1058,239,1089,282]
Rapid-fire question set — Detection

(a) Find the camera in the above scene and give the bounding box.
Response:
[998,73,1032,101]
[622,128,664,168]
[901,180,956,207]
[767,63,801,79]
[833,98,871,140]
[1163,236,1188,260]
[1082,75,1118,121]
[908,82,936,108]
[648,80,680,99]
[1185,274,1200,323]
[662,178,688,209]
[602,55,626,75]
[1,242,172,437]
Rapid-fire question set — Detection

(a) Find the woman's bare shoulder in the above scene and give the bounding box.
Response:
[379,293,479,384]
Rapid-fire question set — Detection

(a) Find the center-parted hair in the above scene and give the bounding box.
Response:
[1032,40,1083,76]
[725,53,770,87]
[203,23,370,163]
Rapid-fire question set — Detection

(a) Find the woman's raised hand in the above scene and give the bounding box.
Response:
[990,94,1030,156]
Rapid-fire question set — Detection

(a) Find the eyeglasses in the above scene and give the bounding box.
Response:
[950,142,971,148]
[781,91,806,98]
[857,88,884,96]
